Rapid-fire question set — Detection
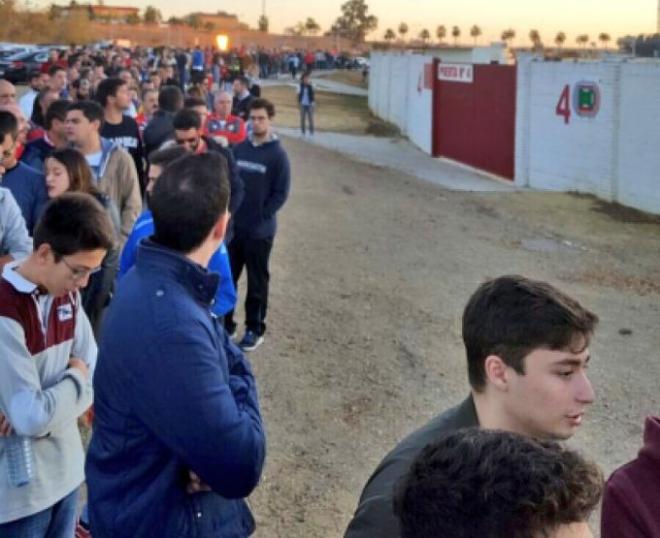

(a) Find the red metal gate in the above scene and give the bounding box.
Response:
[432,63,516,180]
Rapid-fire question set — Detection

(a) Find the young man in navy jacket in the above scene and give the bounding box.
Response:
[226,98,291,351]
[86,153,266,538]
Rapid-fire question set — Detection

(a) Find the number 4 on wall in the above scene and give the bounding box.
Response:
[556,84,571,124]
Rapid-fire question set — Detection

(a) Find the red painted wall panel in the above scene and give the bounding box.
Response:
[433,64,516,180]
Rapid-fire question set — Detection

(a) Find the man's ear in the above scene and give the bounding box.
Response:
[483,355,510,392]
[212,211,229,242]
[34,243,54,266]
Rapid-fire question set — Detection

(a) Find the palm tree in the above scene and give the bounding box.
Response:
[555,31,566,48]
[576,34,589,48]
[598,32,611,48]
[384,28,396,43]
[398,22,409,41]
[501,28,516,46]
[304,17,321,36]
[470,25,482,45]
[452,25,461,45]
[436,25,446,43]
[419,28,430,44]
[529,29,542,50]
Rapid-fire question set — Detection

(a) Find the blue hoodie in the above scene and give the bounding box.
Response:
[232,136,290,239]
[119,210,236,316]
[86,240,265,538]
[0,161,48,234]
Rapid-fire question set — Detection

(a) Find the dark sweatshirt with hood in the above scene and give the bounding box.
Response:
[601,416,660,538]
[232,135,290,240]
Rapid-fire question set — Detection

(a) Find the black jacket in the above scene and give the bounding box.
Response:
[80,192,120,335]
[203,136,244,242]
[298,83,315,105]
[344,397,479,538]
[232,94,254,121]
[143,110,175,157]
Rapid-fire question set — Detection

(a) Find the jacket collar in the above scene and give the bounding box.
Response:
[135,240,219,306]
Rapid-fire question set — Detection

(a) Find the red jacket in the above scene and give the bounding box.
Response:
[206,113,247,146]
[601,416,660,538]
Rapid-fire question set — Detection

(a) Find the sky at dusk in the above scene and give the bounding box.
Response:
[35,0,658,43]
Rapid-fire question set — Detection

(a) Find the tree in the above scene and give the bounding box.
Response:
[501,28,515,46]
[331,0,378,43]
[143,5,161,25]
[576,34,589,48]
[185,13,201,29]
[451,25,460,45]
[126,12,140,25]
[529,29,542,50]
[167,16,183,25]
[555,31,566,48]
[598,32,611,48]
[258,14,269,32]
[384,28,396,42]
[419,28,430,44]
[304,17,321,36]
[436,25,446,43]
[470,24,482,45]
[398,22,408,40]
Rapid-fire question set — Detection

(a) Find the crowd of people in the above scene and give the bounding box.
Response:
[0,44,657,538]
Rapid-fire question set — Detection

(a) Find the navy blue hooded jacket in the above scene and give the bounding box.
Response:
[232,136,290,239]
[86,240,266,538]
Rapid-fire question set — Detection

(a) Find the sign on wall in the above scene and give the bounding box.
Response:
[437,63,474,83]
[555,81,601,124]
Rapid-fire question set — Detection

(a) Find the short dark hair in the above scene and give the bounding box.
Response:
[0,110,18,144]
[150,153,230,253]
[67,100,104,129]
[28,71,41,82]
[172,108,201,131]
[48,64,65,77]
[34,192,116,258]
[158,85,184,113]
[248,97,275,118]
[148,144,187,168]
[236,75,250,88]
[95,77,127,108]
[462,275,598,391]
[45,99,70,130]
[184,96,206,109]
[394,428,603,538]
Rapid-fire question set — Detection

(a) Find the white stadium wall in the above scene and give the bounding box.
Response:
[370,52,660,214]
[368,52,435,154]
[516,57,660,214]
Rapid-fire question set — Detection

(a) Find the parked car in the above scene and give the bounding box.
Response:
[0,49,49,83]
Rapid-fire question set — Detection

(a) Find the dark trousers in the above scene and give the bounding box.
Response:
[225,236,273,336]
[300,105,314,134]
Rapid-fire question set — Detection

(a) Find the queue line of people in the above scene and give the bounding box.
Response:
[0,47,657,538]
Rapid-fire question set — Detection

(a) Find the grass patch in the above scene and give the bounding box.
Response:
[263,85,398,137]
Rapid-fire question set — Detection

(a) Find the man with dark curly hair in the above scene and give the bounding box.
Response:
[394,428,603,538]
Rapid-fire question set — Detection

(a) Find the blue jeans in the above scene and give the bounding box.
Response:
[0,487,79,538]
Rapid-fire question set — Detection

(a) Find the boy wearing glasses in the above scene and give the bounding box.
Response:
[0,193,115,536]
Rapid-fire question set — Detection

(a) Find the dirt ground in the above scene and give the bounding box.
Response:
[240,132,660,536]
[261,85,398,137]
